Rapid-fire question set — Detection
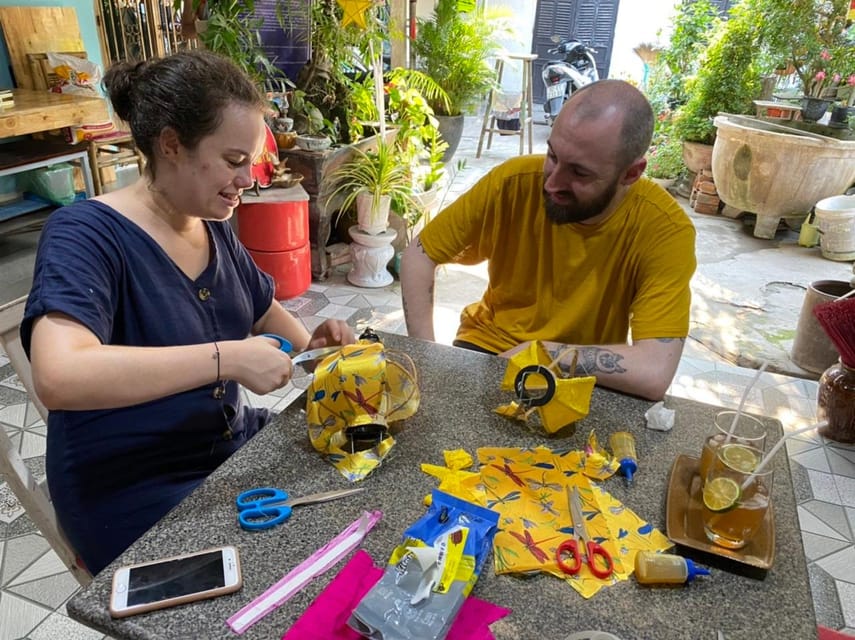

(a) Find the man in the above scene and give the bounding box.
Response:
[400,79,696,401]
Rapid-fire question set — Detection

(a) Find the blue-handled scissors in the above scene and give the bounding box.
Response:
[260,333,342,369]
[236,486,364,531]
[555,486,614,579]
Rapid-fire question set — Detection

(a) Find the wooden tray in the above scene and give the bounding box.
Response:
[666,454,775,570]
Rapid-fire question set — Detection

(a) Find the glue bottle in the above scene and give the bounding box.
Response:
[609,431,638,485]
[634,551,710,585]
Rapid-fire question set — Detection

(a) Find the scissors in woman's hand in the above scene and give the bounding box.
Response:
[555,486,614,579]
[260,334,342,370]
[236,486,365,531]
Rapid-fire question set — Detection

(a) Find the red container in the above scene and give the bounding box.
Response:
[238,186,311,299]
[249,245,311,300]
[237,188,309,252]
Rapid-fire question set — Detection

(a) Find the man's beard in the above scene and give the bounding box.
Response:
[543,178,619,224]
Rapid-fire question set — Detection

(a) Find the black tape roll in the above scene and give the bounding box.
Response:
[514,364,556,407]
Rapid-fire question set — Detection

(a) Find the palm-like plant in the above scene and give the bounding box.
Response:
[410,0,501,116]
[327,141,417,233]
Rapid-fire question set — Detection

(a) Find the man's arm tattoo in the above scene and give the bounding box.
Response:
[656,338,685,344]
[551,347,627,376]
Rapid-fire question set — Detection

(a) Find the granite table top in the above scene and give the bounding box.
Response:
[67,333,816,640]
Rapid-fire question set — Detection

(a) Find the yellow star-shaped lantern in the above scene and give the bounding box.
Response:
[337,0,373,28]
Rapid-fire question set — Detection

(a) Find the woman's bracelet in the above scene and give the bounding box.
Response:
[213,341,225,399]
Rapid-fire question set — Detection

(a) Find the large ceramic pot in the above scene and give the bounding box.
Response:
[681,141,714,174]
[436,114,465,163]
[712,114,855,239]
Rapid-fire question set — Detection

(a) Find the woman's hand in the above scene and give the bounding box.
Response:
[306,320,356,351]
[224,336,295,395]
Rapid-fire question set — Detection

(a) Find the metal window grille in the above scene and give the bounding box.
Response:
[95,0,197,66]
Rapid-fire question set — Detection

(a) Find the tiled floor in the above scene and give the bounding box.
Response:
[2,112,855,637]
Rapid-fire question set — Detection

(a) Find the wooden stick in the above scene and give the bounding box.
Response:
[547,347,577,378]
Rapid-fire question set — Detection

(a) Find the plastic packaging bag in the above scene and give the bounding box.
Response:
[21,163,75,206]
[348,490,499,640]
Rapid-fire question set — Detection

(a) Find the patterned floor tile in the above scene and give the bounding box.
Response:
[817,547,855,583]
[0,484,24,525]
[810,469,844,504]
[7,570,79,610]
[28,611,105,640]
[802,501,854,541]
[0,403,27,428]
[837,476,855,509]
[0,373,24,393]
[0,591,51,640]
[7,548,67,587]
[792,447,832,473]
[314,303,358,321]
[840,580,855,628]
[802,532,851,562]
[829,449,855,478]
[0,534,50,586]
[800,505,851,541]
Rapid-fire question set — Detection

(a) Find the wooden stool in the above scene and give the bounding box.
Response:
[477,53,538,158]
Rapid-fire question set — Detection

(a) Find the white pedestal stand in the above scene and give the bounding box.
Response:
[347,225,397,288]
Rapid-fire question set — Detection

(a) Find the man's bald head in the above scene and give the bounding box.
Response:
[554,79,654,169]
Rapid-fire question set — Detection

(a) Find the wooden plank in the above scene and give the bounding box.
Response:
[0,89,109,138]
[0,7,84,89]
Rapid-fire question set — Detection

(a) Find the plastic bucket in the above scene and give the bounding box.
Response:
[815,195,855,261]
[791,280,854,375]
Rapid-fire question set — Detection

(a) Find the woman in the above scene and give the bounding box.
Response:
[21,50,354,574]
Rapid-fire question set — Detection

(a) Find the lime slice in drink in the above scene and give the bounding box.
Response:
[703,477,741,512]
[720,444,759,473]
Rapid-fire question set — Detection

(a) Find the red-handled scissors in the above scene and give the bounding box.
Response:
[555,486,614,579]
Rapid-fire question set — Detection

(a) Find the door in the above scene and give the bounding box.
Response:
[531,0,620,103]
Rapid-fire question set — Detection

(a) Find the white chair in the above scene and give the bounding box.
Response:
[0,296,92,586]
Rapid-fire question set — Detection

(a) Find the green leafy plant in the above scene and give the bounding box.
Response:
[289,89,335,138]
[672,3,763,145]
[178,0,290,92]
[656,0,721,108]
[410,0,502,116]
[645,133,685,179]
[754,0,850,98]
[326,140,417,228]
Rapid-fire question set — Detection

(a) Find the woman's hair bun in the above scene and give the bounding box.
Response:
[103,60,147,124]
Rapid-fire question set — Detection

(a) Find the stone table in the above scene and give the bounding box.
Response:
[67,334,816,640]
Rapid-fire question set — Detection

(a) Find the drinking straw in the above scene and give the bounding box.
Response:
[836,288,855,302]
[740,421,827,490]
[724,361,769,443]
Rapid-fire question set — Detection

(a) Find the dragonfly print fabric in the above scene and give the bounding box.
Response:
[306,339,420,482]
[476,445,671,598]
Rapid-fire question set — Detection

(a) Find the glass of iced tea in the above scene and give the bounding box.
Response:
[698,411,766,485]
[701,443,773,549]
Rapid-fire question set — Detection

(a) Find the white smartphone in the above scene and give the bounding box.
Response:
[109,546,242,618]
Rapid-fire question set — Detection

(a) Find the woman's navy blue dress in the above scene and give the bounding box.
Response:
[21,201,275,574]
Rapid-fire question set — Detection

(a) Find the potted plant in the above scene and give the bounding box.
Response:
[326,140,416,235]
[289,89,334,151]
[177,0,289,92]
[645,134,685,188]
[410,0,503,159]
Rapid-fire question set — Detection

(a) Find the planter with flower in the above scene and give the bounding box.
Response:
[645,133,685,189]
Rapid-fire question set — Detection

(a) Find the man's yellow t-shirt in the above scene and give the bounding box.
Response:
[418,155,696,353]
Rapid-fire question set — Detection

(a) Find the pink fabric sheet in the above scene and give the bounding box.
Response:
[282,549,510,640]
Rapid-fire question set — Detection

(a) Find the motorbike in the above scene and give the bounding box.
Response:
[541,38,599,125]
